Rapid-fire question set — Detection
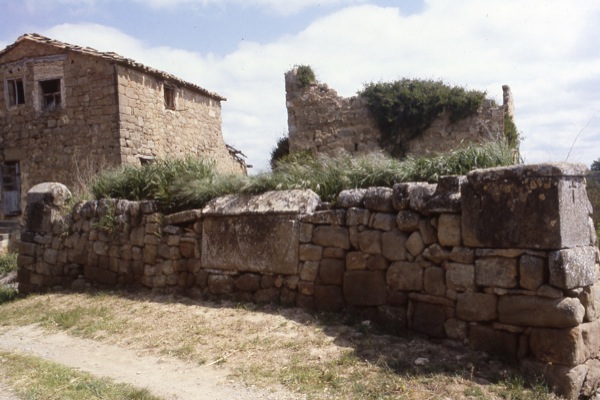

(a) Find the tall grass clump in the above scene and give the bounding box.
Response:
[90,157,217,212]
[88,143,514,212]
[0,252,17,276]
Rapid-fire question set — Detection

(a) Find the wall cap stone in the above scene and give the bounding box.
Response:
[202,190,321,216]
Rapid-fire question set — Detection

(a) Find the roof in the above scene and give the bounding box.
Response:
[0,33,226,101]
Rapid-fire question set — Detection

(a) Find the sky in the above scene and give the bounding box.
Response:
[1,0,599,172]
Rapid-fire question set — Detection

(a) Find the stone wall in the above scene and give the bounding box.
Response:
[285,68,508,158]
[115,66,242,175]
[17,162,600,399]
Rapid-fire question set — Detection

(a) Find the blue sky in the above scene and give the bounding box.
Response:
[1,0,599,172]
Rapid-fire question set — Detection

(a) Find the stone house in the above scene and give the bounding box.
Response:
[0,33,246,219]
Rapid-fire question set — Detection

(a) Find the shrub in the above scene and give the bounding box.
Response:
[592,159,600,172]
[504,113,520,150]
[270,136,290,170]
[296,65,316,88]
[359,79,486,158]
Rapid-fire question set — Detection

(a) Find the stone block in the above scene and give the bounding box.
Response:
[582,359,600,398]
[280,287,297,307]
[314,285,345,311]
[419,219,437,245]
[236,273,261,292]
[346,251,368,270]
[437,214,461,247]
[208,275,234,295]
[580,281,600,322]
[475,257,518,288]
[366,254,388,271]
[387,261,423,291]
[319,258,344,285]
[202,216,299,274]
[498,295,584,328]
[346,208,370,226]
[370,213,396,231]
[444,319,468,340]
[363,187,394,212]
[423,267,446,297]
[261,275,275,289]
[461,163,591,249]
[25,183,71,234]
[422,244,450,264]
[299,244,323,261]
[405,231,424,257]
[411,301,446,338]
[302,210,345,225]
[396,211,420,231]
[470,325,518,361]
[202,189,320,215]
[456,292,497,321]
[530,326,585,366]
[322,247,346,259]
[358,230,381,254]
[519,255,546,291]
[381,231,407,261]
[253,288,280,304]
[344,270,387,306]
[313,226,350,249]
[337,189,366,209]
[549,246,597,290]
[426,175,465,213]
[299,223,313,243]
[298,281,314,296]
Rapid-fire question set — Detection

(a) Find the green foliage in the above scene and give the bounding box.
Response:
[90,157,217,213]
[359,79,486,157]
[295,65,316,88]
[0,252,17,276]
[592,158,600,171]
[504,113,520,149]
[0,286,17,304]
[88,143,514,212]
[269,135,290,170]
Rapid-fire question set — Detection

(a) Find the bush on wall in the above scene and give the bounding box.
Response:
[359,79,486,158]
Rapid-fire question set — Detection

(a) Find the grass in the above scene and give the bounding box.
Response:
[89,142,515,212]
[0,351,162,400]
[0,292,557,400]
[0,252,17,276]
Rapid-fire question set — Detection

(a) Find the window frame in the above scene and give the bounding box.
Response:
[164,84,176,110]
[6,78,25,107]
[39,78,62,111]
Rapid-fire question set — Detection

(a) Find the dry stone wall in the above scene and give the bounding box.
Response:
[285,68,508,158]
[17,162,600,399]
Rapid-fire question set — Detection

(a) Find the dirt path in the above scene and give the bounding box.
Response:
[0,324,302,400]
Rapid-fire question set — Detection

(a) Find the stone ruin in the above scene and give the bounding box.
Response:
[16,162,600,399]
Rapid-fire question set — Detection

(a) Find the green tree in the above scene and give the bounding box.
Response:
[591,158,600,171]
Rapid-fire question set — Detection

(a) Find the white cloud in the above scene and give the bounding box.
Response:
[133,0,367,15]
[32,0,600,170]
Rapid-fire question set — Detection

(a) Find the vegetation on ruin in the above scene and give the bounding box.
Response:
[0,292,557,400]
[295,64,316,88]
[88,142,514,212]
[592,158,600,171]
[269,135,290,169]
[358,79,487,158]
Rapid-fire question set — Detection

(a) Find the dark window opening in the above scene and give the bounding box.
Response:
[164,85,176,110]
[7,79,25,106]
[40,79,61,110]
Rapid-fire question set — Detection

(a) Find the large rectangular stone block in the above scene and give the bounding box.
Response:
[549,246,598,290]
[202,216,300,275]
[461,163,591,249]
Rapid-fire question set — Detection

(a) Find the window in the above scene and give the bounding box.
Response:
[7,79,25,106]
[164,85,176,110]
[40,79,61,110]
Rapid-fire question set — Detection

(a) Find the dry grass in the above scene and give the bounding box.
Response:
[0,291,558,400]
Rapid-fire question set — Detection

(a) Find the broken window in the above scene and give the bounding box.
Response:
[40,79,61,110]
[6,79,25,106]
[164,85,176,110]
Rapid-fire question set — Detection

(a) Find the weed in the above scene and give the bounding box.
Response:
[295,65,316,88]
[0,286,17,304]
[0,252,17,275]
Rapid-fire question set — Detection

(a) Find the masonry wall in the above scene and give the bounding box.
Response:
[285,69,508,158]
[115,66,243,174]
[0,41,122,216]
[17,163,600,399]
